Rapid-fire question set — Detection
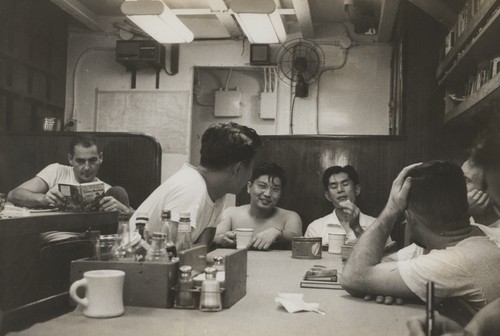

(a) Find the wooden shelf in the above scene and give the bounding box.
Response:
[444,72,500,123]
[0,84,64,111]
[438,3,500,87]
[0,51,57,80]
[437,0,499,83]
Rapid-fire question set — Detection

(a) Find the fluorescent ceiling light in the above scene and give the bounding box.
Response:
[231,0,287,44]
[121,0,194,43]
[233,12,287,44]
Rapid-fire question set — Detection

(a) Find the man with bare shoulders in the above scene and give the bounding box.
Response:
[214,162,302,250]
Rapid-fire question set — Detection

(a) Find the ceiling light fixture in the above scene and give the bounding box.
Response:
[231,0,287,44]
[121,0,194,43]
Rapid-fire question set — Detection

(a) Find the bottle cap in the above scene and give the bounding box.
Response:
[204,267,217,279]
[179,212,190,220]
[136,212,149,221]
[161,210,171,219]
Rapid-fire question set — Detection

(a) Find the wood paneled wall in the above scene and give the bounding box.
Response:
[0,132,162,208]
[237,135,407,245]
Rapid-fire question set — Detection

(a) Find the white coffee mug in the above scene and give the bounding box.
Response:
[235,228,254,249]
[328,233,346,254]
[69,269,125,318]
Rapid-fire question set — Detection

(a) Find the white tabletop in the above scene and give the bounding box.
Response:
[9,250,425,336]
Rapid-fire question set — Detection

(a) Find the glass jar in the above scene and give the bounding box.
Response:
[145,232,169,262]
[99,234,118,261]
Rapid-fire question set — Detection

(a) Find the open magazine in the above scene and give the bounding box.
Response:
[58,181,105,212]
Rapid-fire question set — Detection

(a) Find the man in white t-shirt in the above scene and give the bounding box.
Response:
[341,161,500,311]
[304,165,379,246]
[7,135,132,214]
[131,122,262,246]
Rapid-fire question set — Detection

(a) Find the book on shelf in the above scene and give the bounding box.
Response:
[58,181,105,212]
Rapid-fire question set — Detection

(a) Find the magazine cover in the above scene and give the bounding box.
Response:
[58,181,105,212]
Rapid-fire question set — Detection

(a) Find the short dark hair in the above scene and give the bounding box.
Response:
[322,165,359,189]
[407,161,469,230]
[250,162,286,188]
[69,135,100,155]
[200,122,262,170]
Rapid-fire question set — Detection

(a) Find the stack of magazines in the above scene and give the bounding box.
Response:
[300,267,341,290]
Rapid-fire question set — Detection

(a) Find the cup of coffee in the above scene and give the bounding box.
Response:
[69,270,125,318]
[235,228,254,249]
[328,233,346,254]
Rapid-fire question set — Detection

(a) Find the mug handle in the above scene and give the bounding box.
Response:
[69,278,89,308]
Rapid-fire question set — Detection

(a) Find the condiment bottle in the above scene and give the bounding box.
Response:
[212,256,225,282]
[161,210,178,259]
[175,265,195,308]
[199,267,222,312]
[145,232,169,262]
[88,230,100,260]
[115,213,132,260]
[175,212,193,254]
[135,213,150,244]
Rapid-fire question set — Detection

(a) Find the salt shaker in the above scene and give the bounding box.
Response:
[199,267,222,312]
[175,265,195,308]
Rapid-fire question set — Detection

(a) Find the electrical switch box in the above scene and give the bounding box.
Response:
[214,90,242,117]
[260,91,277,119]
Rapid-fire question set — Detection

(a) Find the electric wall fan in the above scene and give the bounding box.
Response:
[275,39,325,98]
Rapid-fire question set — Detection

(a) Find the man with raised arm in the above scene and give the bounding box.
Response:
[341,161,500,311]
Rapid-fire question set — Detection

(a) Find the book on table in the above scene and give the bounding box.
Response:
[58,181,105,212]
[300,268,342,289]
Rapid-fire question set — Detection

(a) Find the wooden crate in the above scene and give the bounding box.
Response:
[70,259,179,308]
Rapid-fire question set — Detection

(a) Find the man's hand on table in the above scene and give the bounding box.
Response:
[363,294,404,305]
[251,228,281,250]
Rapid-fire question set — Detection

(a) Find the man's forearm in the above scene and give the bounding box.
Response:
[344,206,400,272]
[8,188,46,207]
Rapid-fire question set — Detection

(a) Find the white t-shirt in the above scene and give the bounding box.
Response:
[304,210,377,245]
[398,224,500,310]
[37,163,110,191]
[130,164,226,242]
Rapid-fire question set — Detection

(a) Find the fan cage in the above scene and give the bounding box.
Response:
[276,39,325,86]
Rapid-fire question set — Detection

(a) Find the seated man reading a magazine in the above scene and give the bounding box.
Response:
[7,134,132,214]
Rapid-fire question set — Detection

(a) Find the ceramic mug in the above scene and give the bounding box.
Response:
[69,269,125,318]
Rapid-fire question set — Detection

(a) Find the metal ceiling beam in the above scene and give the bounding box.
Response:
[291,0,314,38]
[206,0,241,37]
[49,0,104,32]
[377,0,400,42]
[407,0,456,29]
